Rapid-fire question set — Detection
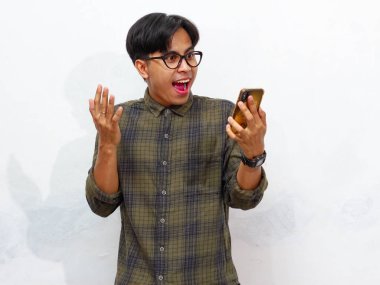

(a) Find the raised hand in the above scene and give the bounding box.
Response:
[89,84,124,147]
[226,95,267,158]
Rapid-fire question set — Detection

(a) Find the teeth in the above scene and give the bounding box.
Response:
[176,79,190,84]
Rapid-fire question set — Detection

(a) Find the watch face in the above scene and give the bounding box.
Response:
[257,158,265,166]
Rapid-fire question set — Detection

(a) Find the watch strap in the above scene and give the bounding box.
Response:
[241,150,267,168]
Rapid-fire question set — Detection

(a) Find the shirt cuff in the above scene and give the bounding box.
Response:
[228,168,268,210]
[86,168,122,205]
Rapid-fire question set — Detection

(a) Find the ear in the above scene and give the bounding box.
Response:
[134,59,149,80]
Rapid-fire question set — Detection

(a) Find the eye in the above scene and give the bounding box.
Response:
[164,53,179,63]
[185,52,195,60]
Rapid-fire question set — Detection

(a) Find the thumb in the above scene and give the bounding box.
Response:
[112,106,123,125]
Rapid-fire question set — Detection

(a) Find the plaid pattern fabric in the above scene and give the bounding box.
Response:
[86,89,268,285]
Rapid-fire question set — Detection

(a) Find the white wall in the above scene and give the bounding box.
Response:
[1,0,380,284]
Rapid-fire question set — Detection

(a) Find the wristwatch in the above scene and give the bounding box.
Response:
[241,150,266,168]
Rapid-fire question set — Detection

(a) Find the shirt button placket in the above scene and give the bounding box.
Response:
[160,109,170,283]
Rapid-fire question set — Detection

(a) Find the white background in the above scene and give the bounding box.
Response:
[1,0,380,284]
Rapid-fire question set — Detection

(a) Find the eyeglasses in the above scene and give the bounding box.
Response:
[143,51,203,69]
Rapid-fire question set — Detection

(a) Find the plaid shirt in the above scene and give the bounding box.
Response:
[86,89,268,285]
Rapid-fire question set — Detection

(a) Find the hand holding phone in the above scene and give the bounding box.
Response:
[231,88,264,133]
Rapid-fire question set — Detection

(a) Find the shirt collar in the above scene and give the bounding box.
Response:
[144,88,194,117]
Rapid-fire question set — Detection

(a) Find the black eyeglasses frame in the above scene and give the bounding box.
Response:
[142,51,203,69]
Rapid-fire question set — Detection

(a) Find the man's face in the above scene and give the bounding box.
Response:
[142,28,198,107]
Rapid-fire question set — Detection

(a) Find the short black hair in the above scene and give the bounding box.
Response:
[126,13,199,63]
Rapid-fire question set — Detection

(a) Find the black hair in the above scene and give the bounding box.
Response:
[126,13,199,63]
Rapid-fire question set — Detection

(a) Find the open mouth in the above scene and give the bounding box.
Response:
[172,79,190,93]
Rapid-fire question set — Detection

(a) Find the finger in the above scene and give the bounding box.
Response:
[94,84,102,115]
[100,87,109,116]
[227,116,245,134]
[89,98,97,122]
[247,96,265,126]
[112,106,124,125]
[259,108,267,127]
[238,101,255,127]
[247,96,260,117]
[107,95,115,120]
[89,98,95,114]
[88,99,99,130]
[226,124,242,141]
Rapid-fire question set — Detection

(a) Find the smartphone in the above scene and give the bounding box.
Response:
[231,88,264,133]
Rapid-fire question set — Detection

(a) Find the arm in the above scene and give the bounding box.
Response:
[89,84,123,194]
[236,164,263,190]
[223,137,268,210]
[224,95,268,210]
[226,95,267,190]
[85,84,124,217]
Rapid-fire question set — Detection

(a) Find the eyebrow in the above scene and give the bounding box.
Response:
[165,46,195,54]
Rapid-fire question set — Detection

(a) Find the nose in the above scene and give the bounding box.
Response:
[177,57,192,72]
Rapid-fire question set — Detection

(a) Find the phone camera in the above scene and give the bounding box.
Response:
[242,91,249,101]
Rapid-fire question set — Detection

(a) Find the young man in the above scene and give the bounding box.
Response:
[86,12,268,285]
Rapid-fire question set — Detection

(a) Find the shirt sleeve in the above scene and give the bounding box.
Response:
[223,137,269,210]
[85,134,123,217]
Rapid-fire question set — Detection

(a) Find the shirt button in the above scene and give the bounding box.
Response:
[158,275,164,281]
[160,218,165,224]
[162,161,167,166]
[160,246,165,252]
[164,133,169,139]
[162,190,167,195]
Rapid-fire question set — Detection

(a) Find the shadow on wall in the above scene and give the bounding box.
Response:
[7,52,144,285]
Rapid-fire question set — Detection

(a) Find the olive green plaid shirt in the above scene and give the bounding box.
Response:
[86,89,268,285]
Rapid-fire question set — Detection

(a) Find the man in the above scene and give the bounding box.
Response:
[86,12,268,285]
